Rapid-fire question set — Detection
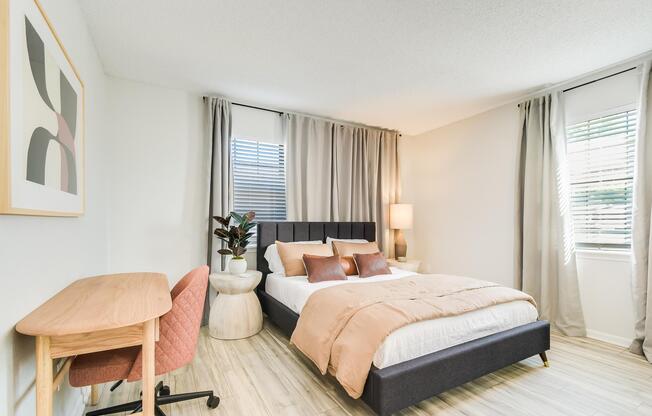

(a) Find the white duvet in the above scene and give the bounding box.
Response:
[265,268,538,369]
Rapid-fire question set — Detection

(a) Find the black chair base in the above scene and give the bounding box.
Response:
[87,382,219,416]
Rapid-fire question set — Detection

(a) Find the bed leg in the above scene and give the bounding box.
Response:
[539,352,549,367]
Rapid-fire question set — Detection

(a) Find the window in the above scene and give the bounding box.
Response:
[566,110,637,249]
[232,137,287,245]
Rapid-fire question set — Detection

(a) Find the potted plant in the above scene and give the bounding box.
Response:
[213,211,256,275]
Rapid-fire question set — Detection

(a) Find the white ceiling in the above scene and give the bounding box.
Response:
[79,0,652,135]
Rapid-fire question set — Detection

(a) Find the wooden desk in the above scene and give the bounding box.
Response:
[16,273,172,416]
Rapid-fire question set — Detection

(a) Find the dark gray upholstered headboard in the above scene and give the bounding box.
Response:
[256,221,376,291]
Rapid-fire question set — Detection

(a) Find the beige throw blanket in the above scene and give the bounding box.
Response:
[290,274,536,398]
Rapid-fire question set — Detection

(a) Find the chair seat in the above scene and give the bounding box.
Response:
[69,346,140,387]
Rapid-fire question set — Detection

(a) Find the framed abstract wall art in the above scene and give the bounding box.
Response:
[1,0,84,216]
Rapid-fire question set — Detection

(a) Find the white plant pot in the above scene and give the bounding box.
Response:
[221,254,233,272]
[228,258,248,275]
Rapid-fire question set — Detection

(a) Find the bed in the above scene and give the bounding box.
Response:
[256,221,550,416]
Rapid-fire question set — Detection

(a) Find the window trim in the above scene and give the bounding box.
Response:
[575,248,631,263]
[566,103,636,126]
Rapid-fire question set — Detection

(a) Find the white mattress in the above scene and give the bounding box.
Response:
[265,269,538,369]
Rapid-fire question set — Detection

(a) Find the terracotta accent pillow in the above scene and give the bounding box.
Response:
[339,256,358,275]
[332,241,380,274]
[303,254,347,283]
[332,241,380,257]
[353,252,392,278]
[276,241,333,276]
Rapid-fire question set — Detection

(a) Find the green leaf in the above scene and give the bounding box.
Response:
[230,211,244,224]
[217,248,233,255]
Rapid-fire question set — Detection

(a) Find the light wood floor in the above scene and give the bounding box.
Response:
[86,320,652,416]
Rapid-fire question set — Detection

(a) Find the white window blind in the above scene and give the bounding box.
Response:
[566,110,637,249]
[232,138,287,246]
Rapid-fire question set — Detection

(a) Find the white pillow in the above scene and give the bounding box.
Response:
[264,240,322,274]
[326,237,369,247]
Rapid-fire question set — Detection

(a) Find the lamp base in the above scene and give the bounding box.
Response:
[394,229,407,261]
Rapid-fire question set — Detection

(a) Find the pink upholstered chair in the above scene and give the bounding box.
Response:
[69,265,218,416]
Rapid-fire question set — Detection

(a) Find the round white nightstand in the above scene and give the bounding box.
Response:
[209,270,263,340]
[387,258,421,273]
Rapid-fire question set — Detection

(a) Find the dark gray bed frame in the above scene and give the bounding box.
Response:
[256,221,550,416]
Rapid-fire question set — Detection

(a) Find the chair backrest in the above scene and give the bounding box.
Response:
[127,265,209,380]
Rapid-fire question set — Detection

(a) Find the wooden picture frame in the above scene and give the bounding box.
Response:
[0,0,85,216]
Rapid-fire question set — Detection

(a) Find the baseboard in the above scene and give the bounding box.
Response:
[586,329,632,348]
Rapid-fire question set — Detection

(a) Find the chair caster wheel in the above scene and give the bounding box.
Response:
[160,385,171,396]
[207,395,220,409]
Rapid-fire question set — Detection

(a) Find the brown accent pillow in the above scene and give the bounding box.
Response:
[276,241,333,276]
[339,256,358,275]
[332,241,380,257]
[303,254,347,283]
[353,252,392,278]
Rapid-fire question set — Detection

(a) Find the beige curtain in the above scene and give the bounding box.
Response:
[630,61,652,361]
[515,92,586,336]
[285,115,334,220]
[203,96,232,324]
[285,114,400,256]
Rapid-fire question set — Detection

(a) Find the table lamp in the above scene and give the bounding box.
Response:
[390,203,413,262]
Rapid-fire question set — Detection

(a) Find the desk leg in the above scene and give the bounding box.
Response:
[142,319,156,416]
[35,336,53,416]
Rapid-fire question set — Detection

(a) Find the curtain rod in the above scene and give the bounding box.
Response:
[517,65,640,107]
[232,101,284,115]
[205,95,399,133]
[562,66,637,93]
[511,50,652,107]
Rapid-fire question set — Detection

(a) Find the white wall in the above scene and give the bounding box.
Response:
[401,80,638,346]
[106,78,208,285]
[576,251,634,346]
[1,23,214,416]
[400,103,520,288]
[0,1,109,415]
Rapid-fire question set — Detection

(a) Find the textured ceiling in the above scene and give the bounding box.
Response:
[79,0,652,134]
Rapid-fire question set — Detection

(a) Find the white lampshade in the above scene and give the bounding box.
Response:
[389,204,413,230]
